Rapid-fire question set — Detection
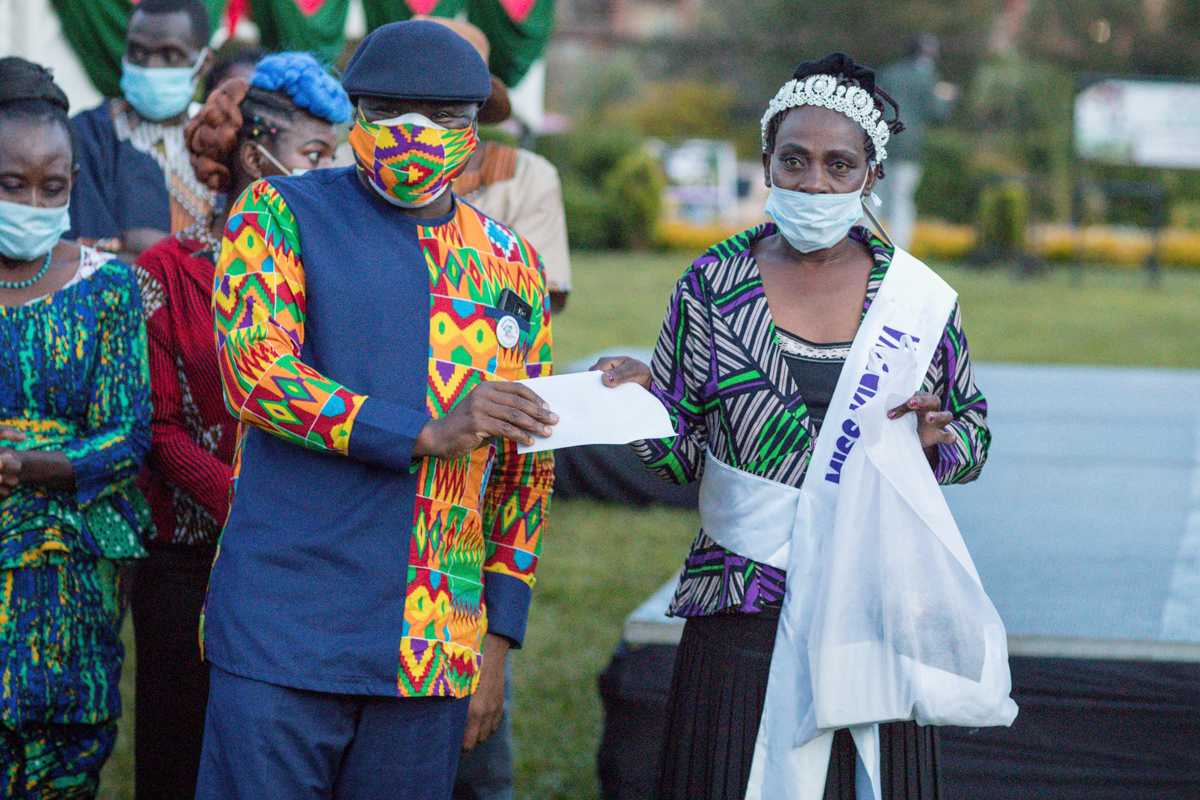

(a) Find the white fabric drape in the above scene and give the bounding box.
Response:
[700,250,1016,800]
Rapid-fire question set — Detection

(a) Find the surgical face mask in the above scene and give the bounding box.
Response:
[120,50,207,122]
[0,197,71,261]
[347,112,478,208]
[764,172,872,254]
[256,143,308,177]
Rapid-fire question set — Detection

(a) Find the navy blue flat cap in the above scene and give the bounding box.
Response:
[342,20,492,103]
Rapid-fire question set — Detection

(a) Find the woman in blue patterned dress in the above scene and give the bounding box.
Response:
[596,54,990,800]
[0,57,152,797]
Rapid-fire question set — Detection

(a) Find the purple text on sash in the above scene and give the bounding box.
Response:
[824,326,919,484]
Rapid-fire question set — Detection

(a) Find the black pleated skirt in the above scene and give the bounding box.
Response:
[655,609,942,800]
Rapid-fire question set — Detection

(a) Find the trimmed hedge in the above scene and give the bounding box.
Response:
[656,217,1200,271]
[537,125,664,251]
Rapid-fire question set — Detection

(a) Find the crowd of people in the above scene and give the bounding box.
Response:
[0,0,993,798]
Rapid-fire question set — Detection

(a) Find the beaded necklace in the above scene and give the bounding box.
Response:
[180,214,223,256]
[0,250,52,289]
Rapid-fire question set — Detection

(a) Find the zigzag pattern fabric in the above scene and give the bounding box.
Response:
[213,182,364,472]
[631,224,990,618]
[349,119,478,207]
[399,205,553,697]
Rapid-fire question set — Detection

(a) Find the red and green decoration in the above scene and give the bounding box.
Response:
[247,0,348,65]
[468,0,554,87]
[51,0,553,100]
[362,0,554,87]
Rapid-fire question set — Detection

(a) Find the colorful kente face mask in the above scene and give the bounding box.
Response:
[348,112,478,208]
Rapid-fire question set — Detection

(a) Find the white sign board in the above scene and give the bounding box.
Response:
[1075,79,1200,169]
[652,138,740,225]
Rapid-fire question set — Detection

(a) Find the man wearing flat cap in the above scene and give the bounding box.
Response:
[196,20,557,799]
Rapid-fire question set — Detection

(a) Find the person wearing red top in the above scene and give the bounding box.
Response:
[130,53,351,800]
[135,235,238,543]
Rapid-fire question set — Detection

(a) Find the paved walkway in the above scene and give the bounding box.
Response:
[947,363,1200,657]
[626,364,1200,660]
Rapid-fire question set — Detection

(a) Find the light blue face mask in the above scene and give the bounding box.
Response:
[0,197,71,261]
[764,171,875,254]
[120,51,206,121]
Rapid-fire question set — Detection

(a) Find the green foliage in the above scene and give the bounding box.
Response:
[546,50,644,126]
[969,57,1072,133]
[705,0,1200,90]
[607,81,762,159]
[604,150,665,250]
[965,56,1075,222]
[976,179,1031,253]
[536,125,640,187]
[537,125,664,251]
[560,180,615,251]
[478,126,520,148]
[532,133,573,177]
[569,125,646,189]
[1077,164,1200,229]
[1170,200,1200,230]
[1022,0,1200,76]
[915,131,980,225]
[698,0,1000,86]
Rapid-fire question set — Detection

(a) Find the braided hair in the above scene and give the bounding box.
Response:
[186,52,352,193]
[763,53,904,178]
[0,57,74,161]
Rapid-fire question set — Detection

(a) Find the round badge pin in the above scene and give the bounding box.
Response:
[497,315,521,349]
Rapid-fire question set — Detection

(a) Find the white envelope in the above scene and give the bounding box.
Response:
[515,371,677,454]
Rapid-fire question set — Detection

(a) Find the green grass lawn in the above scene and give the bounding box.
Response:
[557,251,1200,369]
[99,251,1200,799]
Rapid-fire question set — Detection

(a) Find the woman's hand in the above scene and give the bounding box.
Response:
[0,451,22,498]
[0,426,74,494]
[0,426,26,499]
[888,392,956,451]
[590,356,652,390]
[413,382,557,460]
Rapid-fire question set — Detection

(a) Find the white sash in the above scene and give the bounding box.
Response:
[698,250,974,800]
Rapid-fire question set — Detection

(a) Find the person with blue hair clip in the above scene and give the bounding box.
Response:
[130,51,351,800]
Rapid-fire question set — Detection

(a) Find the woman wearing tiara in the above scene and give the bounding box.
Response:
[595,53,993,800]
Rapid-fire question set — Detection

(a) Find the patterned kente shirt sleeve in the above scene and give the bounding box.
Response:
[57,262,152,509]
[416,205,554,654]
[631,265,711,484]
[477,281,552,642]
[923,302,990,485]
[213,181,429,469]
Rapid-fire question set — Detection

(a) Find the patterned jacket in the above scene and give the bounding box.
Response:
[632,225,989,617]
[204,170,553,699]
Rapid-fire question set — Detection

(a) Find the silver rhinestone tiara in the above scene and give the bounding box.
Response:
[760,73,890,161]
